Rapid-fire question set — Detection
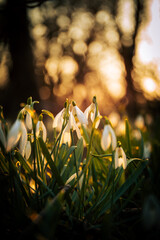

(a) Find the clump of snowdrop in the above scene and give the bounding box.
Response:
[115,141,127,169]
[53,100,87,145]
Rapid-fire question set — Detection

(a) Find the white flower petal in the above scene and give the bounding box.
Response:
[53,108,65,131]
[19,122,27,156]
[70,112,81,139]
[6,120,21,152]
[101,125,111,151]
[26,112,32,130]
[115,148,119,169]
[121,147,127,169]
[73,106,88,125]
[36,121,47,142]
[25,140,31,160]
[36,121,40,137]
[62,127,71,146]
[84,104,92,123]
[115,146,127,169]
[109,125,117,150]
[42,122,47,142]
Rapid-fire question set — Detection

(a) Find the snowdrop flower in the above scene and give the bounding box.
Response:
[6,116,27,153]
[101,123,117,151]
[61,112,81,145]
[36,115,47,142]
[53,108,66,131]
[20,97,33,130]
[115,143,127,169]
[65,170,83,189]
[72,101,88,125]
[20,106,32,130]
[84,96,100,128]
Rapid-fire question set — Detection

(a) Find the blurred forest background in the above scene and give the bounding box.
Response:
[0,0,160,122]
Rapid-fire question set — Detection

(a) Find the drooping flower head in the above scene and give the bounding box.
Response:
[72,101,88,125]
[84,96,100,128]
[52,108,66,131]
[36,114,47,142]
[6,113,27,153]
[101,119,117,151]
[115,142,127,169]
[52,99,70,132]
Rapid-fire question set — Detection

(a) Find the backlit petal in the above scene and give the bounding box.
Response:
[25,140,31,160]
[53,108,65,131]
[101,125,111,151]
[109,125,117,150]
[26,112,32,130]
[6,120,21,152]
[73,106,88,125]
[19,121,27,156]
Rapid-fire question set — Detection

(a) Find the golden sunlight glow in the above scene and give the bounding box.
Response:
[73,84,87,105]
[49,42,63,57]
[59,56,78,76]
[108,112,120,128]
[96,10,111,25]
[134,115,145,129]
[107,81,126,99]
[45,57,59,80]
[115,120,126,136]
[73,41,87,55]
[133,0,160,100]
[116,0,135,46]
[56,15,70,29]
[69,26,85,40]
[32,24,47,38]
[142,77,156,93]
[88,41,103,55]
[0,48,9,88]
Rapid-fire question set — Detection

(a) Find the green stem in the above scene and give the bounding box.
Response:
[111,151,115,214]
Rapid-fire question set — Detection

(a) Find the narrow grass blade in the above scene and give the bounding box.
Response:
[97,161,147,218]
[15,151,54,197]
[125,118,132,157]
[38,137,64,186]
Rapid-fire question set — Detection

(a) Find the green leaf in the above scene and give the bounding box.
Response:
[38,137,64,186]
[91,153,112,158]
[81,124,90,144]
[32,186,70,239]
[61,145,77,182]
[97,161,147,218]
[15,151,54,197]
[0,152,9,173]
[125,118,132,157]
[127,158,146,166]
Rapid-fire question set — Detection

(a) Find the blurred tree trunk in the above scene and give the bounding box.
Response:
[118,0,143,118]
[0,0,39,119]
